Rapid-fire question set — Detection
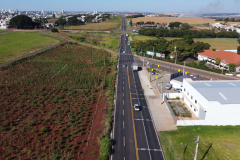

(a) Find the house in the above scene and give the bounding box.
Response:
[176,78,240,126]
[198,50,240,72]
[0,19,9,29]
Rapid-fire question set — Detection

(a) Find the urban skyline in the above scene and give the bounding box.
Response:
[1,0,240,13]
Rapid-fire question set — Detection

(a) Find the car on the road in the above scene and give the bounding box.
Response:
[151,72,155,75]
[166,83,172,90]
[133,104,140,111]
[123,64,127,67]
[174,88,182,92]
[123,51,125,54]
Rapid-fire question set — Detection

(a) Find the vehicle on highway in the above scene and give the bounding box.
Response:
[123,64,127,67]
[133,104,140,111]
[174,88,182,92]
[151,72,155,75]
[123,51,125,54]
[166,83,172,90]
[132,62,138,71]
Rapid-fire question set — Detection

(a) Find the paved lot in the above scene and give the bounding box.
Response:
[138,68,177,131]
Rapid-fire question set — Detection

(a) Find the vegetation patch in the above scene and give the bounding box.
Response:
[0,43,115,159]
[160,126,240,160]
[169,101,192,118]
[0,32,62,63]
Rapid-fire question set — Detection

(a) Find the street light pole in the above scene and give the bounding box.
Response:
[174,45,177,64]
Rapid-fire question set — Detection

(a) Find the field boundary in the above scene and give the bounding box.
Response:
[0,31,68,70]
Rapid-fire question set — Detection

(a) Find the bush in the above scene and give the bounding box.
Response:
[98,136,111,160]
[40,126,49,134]
[51,28,58,33]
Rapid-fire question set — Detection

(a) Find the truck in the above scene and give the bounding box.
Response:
[132,62,138,71]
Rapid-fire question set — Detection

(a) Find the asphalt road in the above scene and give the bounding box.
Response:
[134,56,238,81]
[112,16,165,160]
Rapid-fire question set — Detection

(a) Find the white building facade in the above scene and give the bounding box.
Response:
[178,78,240,126]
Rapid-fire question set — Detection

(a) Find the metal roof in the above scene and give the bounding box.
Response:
[187,79,240,104]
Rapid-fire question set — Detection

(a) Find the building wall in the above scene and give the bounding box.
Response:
[170,80,182,89]
[180,79,240,126]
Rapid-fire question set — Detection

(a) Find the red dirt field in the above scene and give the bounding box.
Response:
[0,43,114,159]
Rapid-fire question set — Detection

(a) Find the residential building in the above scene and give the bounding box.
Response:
[179,78,240,126]
[198,50,240,72]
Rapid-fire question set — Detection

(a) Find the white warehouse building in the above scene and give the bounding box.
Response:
[178,78,240,126]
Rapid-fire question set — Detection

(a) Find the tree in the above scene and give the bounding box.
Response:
[215,57,221,66]
[238,46,240,55]
[130,19,132,27]
[237,38,240,45]
[55,16,67,26]
[9,15,36,29]
[169,22,182,29]
[181,23,192,30]
[228,63,237,73]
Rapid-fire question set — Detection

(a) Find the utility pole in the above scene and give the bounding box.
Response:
[152,46,154,59]
[183,61,185,75]
[194,136,199,160]
[174,45,177,64]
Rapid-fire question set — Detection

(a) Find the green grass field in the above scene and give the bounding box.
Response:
[160,126,240,160]
[69,32,120,52]
[0,32,62,63]
[130,35,238,50]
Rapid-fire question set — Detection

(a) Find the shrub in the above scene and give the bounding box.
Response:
[51,28,58,33]
[98,136,111,160]
[2,120,11,127]
[40,126,49,134]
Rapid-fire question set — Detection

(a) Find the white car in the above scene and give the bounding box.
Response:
[134,104,140,111]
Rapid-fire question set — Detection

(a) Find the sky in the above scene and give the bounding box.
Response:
[1,0,240,13]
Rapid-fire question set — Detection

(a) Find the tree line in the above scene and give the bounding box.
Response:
[139,27,240,38]
[131,36,210,61]
[126,14,144,18]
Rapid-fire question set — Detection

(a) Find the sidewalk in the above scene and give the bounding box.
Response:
[138,68,177,131]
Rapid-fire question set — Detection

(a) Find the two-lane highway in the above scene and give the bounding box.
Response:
[112,16,165,160]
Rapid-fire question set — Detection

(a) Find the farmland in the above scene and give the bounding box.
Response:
[130,35,238,50]
[160,126,240,160]
[0,43,117,159]
[131,17,240,25]
[0,32,62,63]
[63,16,121,31]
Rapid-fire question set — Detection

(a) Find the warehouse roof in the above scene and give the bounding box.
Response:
[185,79,240,104]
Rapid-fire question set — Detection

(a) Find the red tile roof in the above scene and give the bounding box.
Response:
[198,50,240,65]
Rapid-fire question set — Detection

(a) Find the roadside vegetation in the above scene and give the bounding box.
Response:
[160,126,240,160]
[0,43,116,159]
[69,32,120,52]
[0,32,62,63]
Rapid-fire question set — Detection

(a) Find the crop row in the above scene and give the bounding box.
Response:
[0,43,112,159]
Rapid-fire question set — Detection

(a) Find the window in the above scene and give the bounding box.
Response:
[187,92,189,96]
[195,100,197,104]
[184,88,186,92]
[191,96,193,99]
[194,109,196,112]
[190,105,192,108]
